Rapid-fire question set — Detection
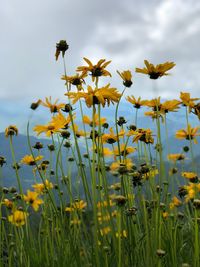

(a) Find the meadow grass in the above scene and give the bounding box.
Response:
[0,41,200,267]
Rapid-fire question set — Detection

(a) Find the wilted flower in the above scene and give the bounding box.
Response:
[5,125,18,138]
[55,40,69,61]
[30,99,41,110]
[0,156,6,167]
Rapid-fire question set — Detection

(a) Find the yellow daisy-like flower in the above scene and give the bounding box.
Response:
[21,155,43,166]
[8,210,28,227]
[51,112,72,129]
[2,199,13,209]
[169,196,182,209]
[175,124,200,144]
[180,92,199,107]
[40,96,65,113]
[83,114,107,127]
[23,190,43,211]
[127,128,154,144]
[116,230,127,238]
[102,127,125,144]
[33,112,72,137]
[97,199,114,209]
[5,125,18,138]
[32,179,53,193]
[136,60,175,79]
[181,172,198,183]
[100,226,111,236]
[162,212,169,219]
[110,158,134,173]
[72,124,86,138]
[66,84,121,108]
[117,70,133,87]
[144,111,164,122]
[61,72,87,90]
[76,57,111,82]
[184,183,200,202]
[126,96,147,109]
[65,200,87,212]
[114,144,136,157]
[93,146,113,157]
[161,100,181,113]
[167,154,185,162]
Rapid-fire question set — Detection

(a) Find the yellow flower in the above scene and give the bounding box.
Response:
[142,168,159,180]
[127,128,154,144]
[145,97,180,115]
[110,158,134,173]
[8,210,28,227]
[66,84,121,108]
[65,200,87,212]
[167,154,185,162]
[70,219,81,226]
[144,111,164,122]
[102,127,125,144]
[113,144,136,156]
[61,72,87,90]
[161,100,181,113]
[83,114,107,127]
[136,60,175,79]
[162,212,169,219]
[126,96,147,109]
[117,70,133,87]
[93,147,113,157]
[169,196,182,209]
[184,183,198,202]
[32,179,53,193]
[23,190,43,211]
[180,92,199,107]
[33,113,72,137]
[21,155,43,166]
[76,57,111,82]
[2,199,13,209]
[181,172,198,183]
[100,226,111,236]
[51,112,73,129]
[40,96,65,113]
[175,124,200,144]
[72,124,86,138]
[145,97,161,111]
[5,125,18,138]
[97,199,114,209]
[116,230,127,238]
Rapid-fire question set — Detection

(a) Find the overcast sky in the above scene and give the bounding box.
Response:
[1,0,200,131]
